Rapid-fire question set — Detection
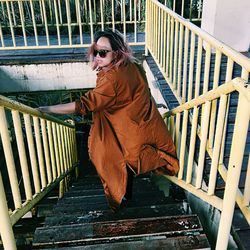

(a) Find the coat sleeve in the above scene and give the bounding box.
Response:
[75,74,117,115]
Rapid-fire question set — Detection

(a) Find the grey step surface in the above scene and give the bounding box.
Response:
[44,203,188,226]
[33,166,210,249]
[33,215,204,248]
[41,234,210,250]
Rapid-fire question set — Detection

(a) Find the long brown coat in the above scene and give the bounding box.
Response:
[75,62,179,210]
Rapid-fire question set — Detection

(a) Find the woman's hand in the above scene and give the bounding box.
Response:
[37,102,76,114]
[37,106,51,113]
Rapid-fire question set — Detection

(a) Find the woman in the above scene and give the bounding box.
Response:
[38,29,179,211]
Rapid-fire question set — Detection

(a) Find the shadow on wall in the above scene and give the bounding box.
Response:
[0,67,29,94]
[0,62,97,94]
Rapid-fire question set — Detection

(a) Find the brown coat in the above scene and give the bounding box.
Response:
[75,62,179,210]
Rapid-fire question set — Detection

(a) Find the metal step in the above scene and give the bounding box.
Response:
[32,168,209,249]
[40,234,210,250]
[52,195,178,214]
[33,215,204,248]
[44,203,188,226]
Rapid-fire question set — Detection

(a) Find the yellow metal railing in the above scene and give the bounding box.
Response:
[146,1,250,249]
[1,1,250,249]
[146,0,250,102]
[163,77,250,250]
[0,95,78,250]
[0,0,145,50]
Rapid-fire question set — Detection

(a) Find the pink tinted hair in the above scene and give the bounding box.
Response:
[87,29,137,71]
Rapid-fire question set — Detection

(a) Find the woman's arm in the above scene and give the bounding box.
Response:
[38,74,116,115]
[38,102,76,114]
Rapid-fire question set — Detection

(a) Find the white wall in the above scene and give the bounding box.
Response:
[0,62,96,93]
[0,61,168,114]
[143,61,168,115]
[201,0,250,52]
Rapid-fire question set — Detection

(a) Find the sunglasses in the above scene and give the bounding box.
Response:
[93,49,112,58]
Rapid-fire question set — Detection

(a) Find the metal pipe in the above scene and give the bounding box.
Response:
[0,107,22,209]
[47,121,57,180]
[12,110,32,200]
[24,114,41,193]
[0,173,17,250]
[195,101,211,189]
[216,92,249,249]
[208,95,227,195]
[41,119,52,183]
[33,117,47,188]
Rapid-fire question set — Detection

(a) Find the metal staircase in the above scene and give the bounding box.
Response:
[32,164,210,249]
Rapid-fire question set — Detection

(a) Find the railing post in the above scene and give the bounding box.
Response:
[216,91,250,249]
[59,179,65,198]
[145,0,149,56]
[0,173,17,250]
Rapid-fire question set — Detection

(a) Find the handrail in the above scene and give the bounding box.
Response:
[0,94,78,250]
[151,0,250,72]
[146,0,250,106]
[163,78,249,116]
[162,77,250,250]
[0,0,145,50]
[146,3,250,246]
[0,94,74,128]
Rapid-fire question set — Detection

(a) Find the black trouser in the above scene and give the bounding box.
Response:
[124,167,134,200]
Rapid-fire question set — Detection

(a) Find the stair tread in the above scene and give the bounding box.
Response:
[33,215,203,246]
[64,185,160,197]
[72,177,154,187]
[64,189,105,197]
[40,234,210,250]
[60,189,165,202]
[45,203,188,226]
[53,195,178,212]
[69,183,158,192]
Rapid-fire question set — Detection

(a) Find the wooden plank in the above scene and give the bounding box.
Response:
[33,215,203,247]
[42,234,210,250]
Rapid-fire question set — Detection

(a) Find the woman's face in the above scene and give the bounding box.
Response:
[94,37,115,69]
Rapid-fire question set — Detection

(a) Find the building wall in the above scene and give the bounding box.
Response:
[0,61,167,117]
[0,62,96,93]
[201,0,250,52]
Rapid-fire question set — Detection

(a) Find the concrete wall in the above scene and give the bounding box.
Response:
[0,62,96,93]
[0,61,168,116]
[201,0,250,52]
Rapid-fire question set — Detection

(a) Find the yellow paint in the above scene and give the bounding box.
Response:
[0,94,78,249]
